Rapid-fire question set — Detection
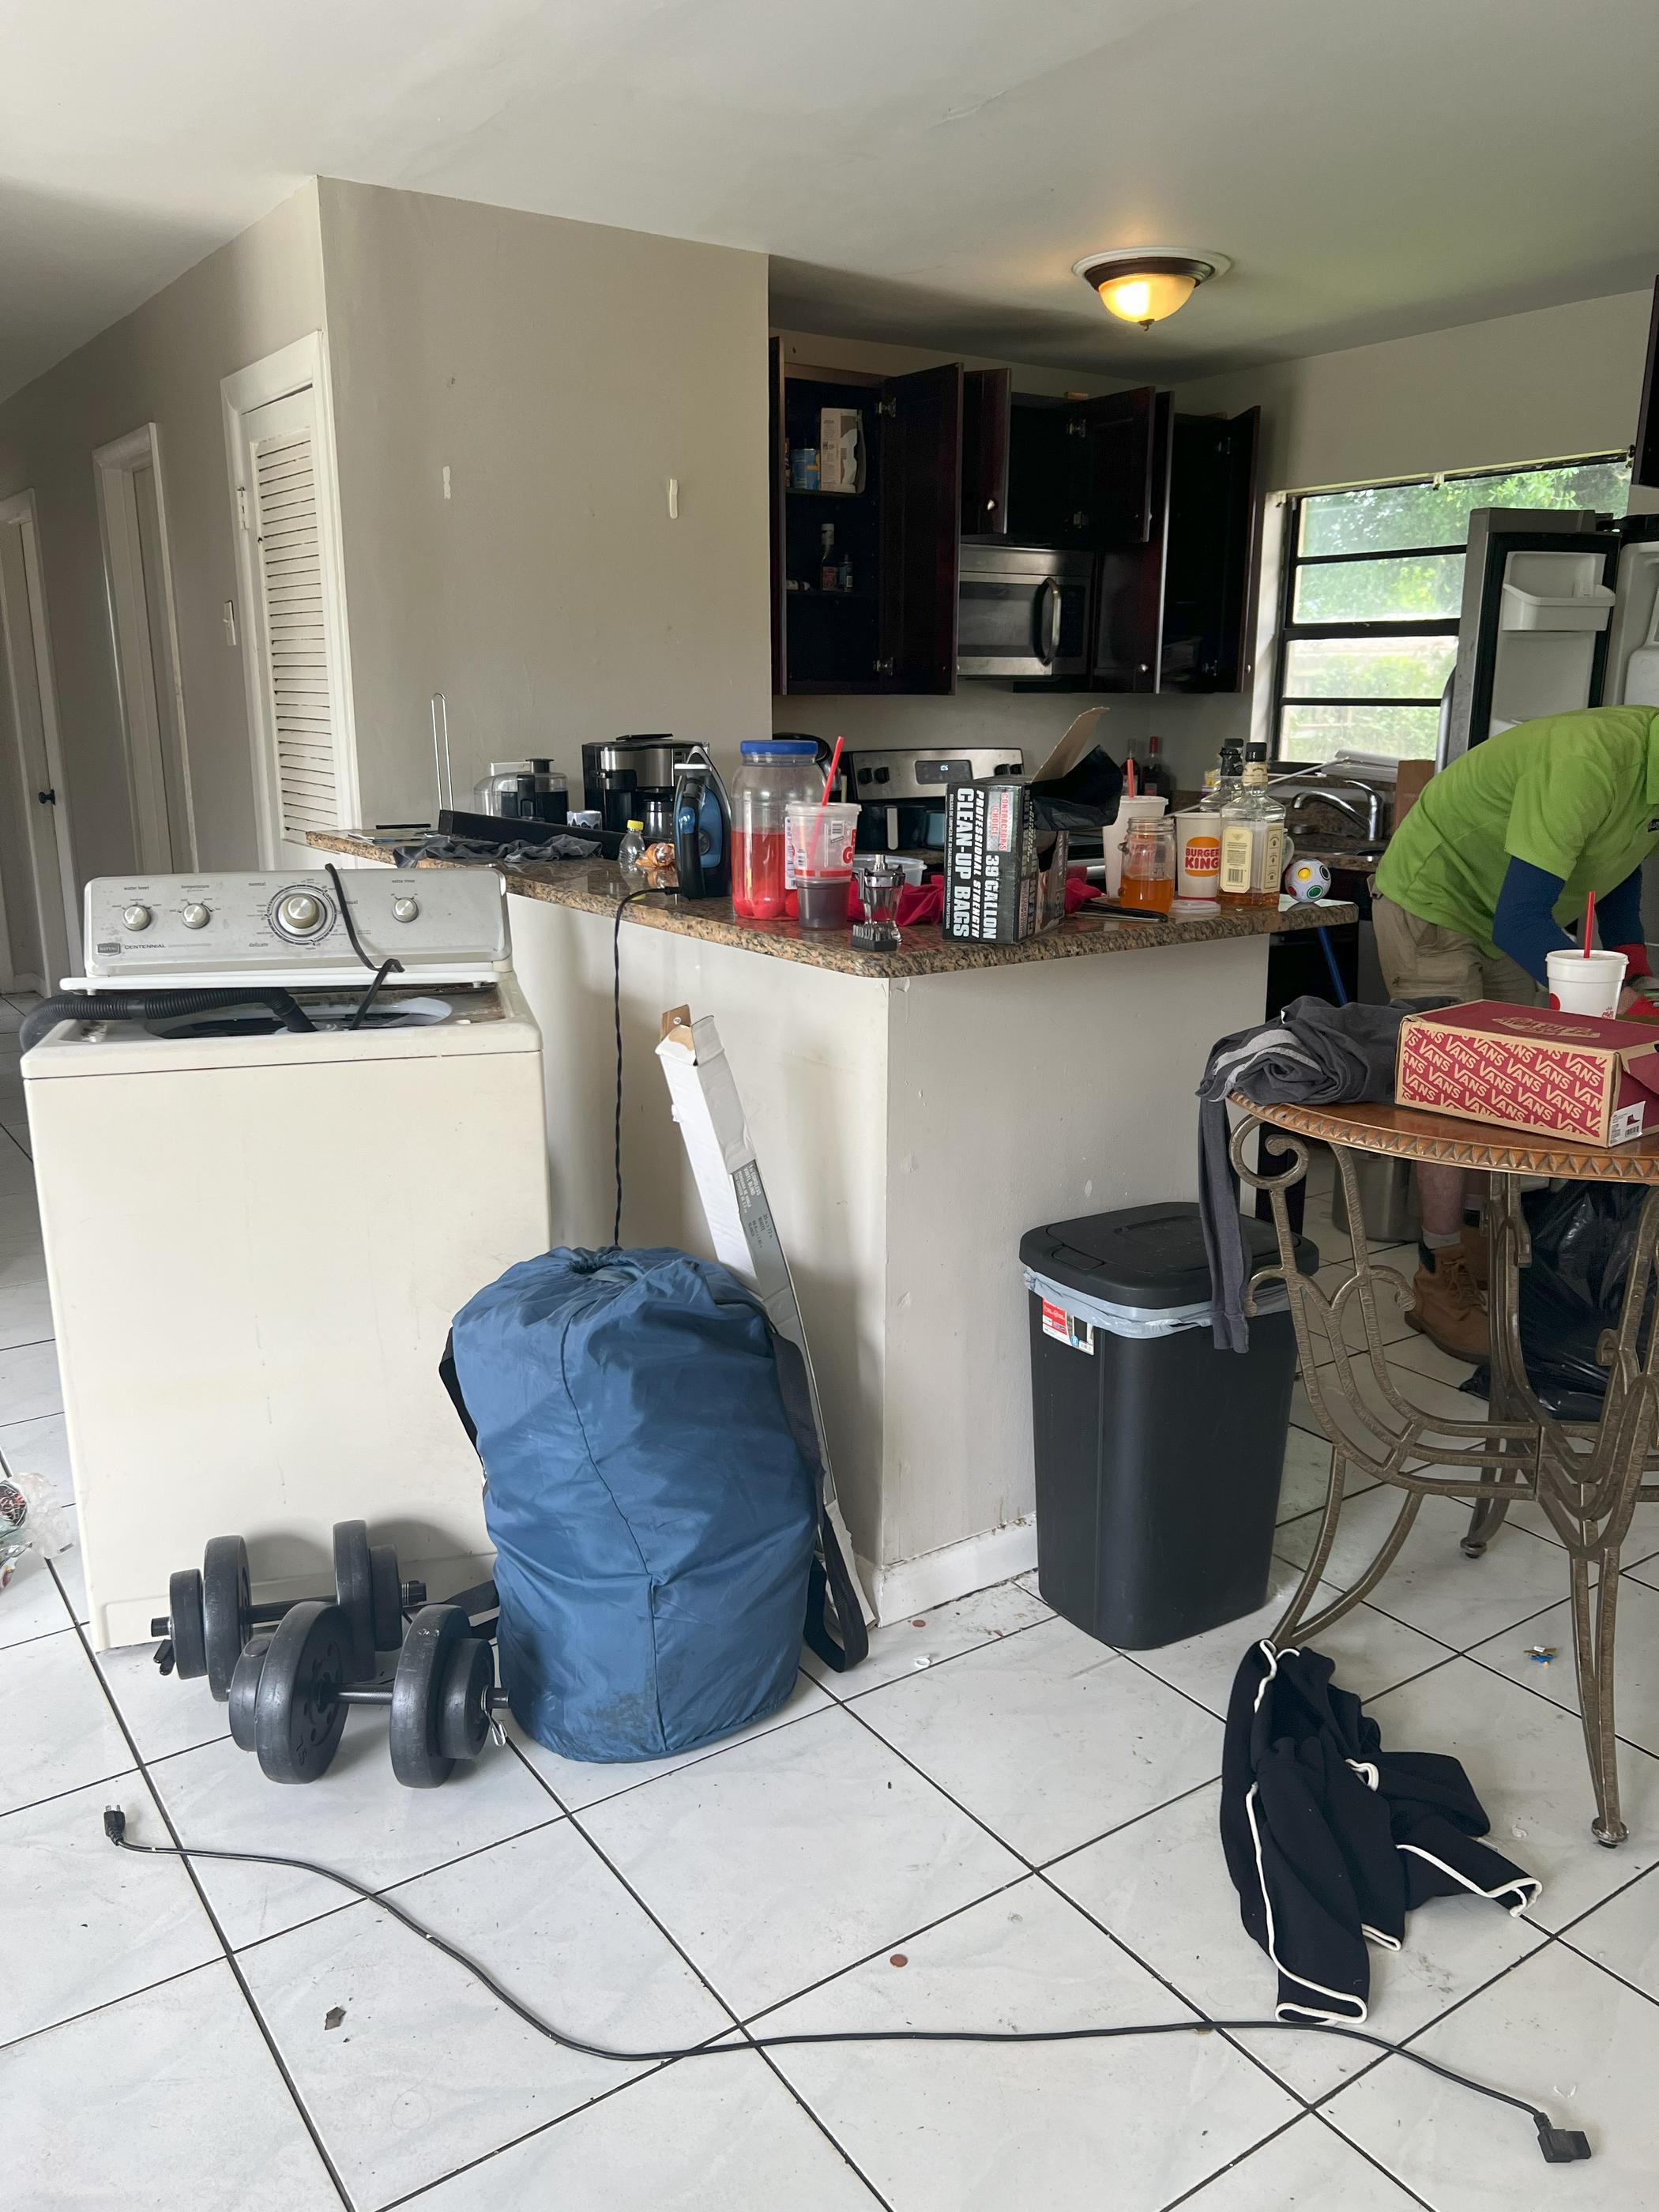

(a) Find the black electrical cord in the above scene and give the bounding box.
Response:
[101,1810,1589,2162]
[612,888,652,1247]
[323,861,404,1032]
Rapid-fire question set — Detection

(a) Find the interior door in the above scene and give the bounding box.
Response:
[0,514,73,986]
[1091,395,1173,690]
[961,367,1011,538]
[235,386,348,869]
[878,363,962,693]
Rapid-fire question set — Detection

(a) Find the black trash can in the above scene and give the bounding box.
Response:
[1019,1202,1317,1651]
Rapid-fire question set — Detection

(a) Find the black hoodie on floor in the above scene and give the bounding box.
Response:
[1220,1641,1539,2022]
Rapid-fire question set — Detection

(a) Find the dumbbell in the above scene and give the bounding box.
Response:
[229,1601,509,1787]
[153,1522,427,1700]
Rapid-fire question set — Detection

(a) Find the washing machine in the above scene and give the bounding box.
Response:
[23,867,551,1650]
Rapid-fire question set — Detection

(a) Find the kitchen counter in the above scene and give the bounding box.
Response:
[310,828,1346,1620]
[309,830,1355,978]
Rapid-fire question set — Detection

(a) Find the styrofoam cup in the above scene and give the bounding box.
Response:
[1104,796,1168,897]
[1546,948,1627,1018]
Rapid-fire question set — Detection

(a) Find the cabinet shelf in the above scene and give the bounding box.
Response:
[787,586,875,603]
[787,487,866,500]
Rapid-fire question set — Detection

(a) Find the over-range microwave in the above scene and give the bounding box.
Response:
[957,544,1093,682]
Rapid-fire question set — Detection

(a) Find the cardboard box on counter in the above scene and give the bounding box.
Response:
[943,778,1069,942]
[1396,999,1659,1145]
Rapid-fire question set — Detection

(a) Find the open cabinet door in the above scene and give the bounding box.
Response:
[1635,277,1659,491]
[961,367,1010,538]
[1077,387,1160,545]
[768,337,787,694]
[1091,395,1172,690]
[1160,406,1261,691]
[878,362,962,693]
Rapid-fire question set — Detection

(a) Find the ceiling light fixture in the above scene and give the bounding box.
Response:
[1072,249,1230,330]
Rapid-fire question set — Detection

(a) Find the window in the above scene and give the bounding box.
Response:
[1272,455,1631,763]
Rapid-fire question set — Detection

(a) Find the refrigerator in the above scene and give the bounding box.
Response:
[1440,506,1659,764]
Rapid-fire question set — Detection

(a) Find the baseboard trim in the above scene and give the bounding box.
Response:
[860,1517,1038,1624]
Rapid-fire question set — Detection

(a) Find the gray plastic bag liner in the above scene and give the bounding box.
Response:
[1022,1266,1290,1342]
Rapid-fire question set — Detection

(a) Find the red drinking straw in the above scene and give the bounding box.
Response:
[819,734,844,805]
[1584,891,1595,957]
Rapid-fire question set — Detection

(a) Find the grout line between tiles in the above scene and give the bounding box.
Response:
[1305,2107,1441,2212]
[811,1606,1056,1709]
[0,1954,225,2060]
[0,1760,145,1827]
[58,1604,355,2210]
[1153,2109,1331,2212]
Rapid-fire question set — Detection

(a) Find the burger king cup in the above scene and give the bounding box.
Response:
[1104,796,1167,897]
[1175,807,1222,905]
[1546,948,1627,1018]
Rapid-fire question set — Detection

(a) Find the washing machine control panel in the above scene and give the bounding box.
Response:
[77,871,510,987]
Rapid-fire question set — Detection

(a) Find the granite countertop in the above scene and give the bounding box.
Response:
[310,831,1356,980]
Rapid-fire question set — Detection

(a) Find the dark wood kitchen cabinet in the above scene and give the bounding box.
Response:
[769,342,961,695]
[1092,403,1261,694]
[961,376,1159,551]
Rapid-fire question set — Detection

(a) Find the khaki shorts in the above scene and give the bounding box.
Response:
[1371,893,1542,1008]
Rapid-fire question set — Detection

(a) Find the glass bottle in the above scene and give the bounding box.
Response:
[819,524,837,591]
[618,818,647,888]
[1119,818,1176,912]
[1214,739,1244,807]
[1141,733,1176,803]
[1218,753,1288,908]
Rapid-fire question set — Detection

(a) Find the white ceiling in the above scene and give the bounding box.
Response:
[6,0,1659,402]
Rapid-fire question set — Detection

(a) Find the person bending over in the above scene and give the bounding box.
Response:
[1371,705,1659,1361]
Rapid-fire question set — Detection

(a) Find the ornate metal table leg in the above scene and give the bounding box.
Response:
[1570,1551,1626,1846]
[1463,1172,1528,1559]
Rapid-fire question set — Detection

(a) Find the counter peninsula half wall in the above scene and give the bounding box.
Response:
[314,831,1353,1617]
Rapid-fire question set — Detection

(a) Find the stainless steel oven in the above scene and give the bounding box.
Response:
[957,544,1093,681]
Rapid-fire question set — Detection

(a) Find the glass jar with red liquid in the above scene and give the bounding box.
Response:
[730,740,822,918]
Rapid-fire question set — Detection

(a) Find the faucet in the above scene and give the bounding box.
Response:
[1271,778,1385,845]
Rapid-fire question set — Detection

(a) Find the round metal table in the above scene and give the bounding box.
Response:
[1232,1095,1659,1846]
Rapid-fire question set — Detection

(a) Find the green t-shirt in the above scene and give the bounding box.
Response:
[1373,708,1659,957]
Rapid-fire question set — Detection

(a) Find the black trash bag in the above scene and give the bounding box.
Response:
[1463,1183,1656,1419]
[1029,743,1125,833]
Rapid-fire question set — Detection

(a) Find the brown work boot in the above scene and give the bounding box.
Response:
[1407,1246,1488,1364]
[1461,1220,1489,1291]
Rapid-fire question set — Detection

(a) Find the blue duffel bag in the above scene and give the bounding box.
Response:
[442,1246,863,1763]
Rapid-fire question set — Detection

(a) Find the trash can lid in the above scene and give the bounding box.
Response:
[1018,1202,1317,1310]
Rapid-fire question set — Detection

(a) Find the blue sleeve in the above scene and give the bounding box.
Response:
[1492,857,1572,985]
[1597,867,1645,950]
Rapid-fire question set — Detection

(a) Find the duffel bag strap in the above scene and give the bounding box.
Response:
[805,1499,870,1672]
[438,1330,478,1446]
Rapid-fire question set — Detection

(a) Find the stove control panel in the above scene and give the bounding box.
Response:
[78,870,510,986]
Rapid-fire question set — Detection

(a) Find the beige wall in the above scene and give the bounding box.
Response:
[318,180,773,824]
[0,185,325,886]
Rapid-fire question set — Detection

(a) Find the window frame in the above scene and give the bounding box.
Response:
[1270,455,1629,766]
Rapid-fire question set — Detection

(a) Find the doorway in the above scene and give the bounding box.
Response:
[222,336,358,871]
[94,425,195,871]
[0,491,77,989]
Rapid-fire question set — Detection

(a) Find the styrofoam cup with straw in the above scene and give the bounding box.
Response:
[1547,949,1626,1017]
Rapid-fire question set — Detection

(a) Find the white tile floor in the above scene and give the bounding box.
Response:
[4,1001,1659,2209]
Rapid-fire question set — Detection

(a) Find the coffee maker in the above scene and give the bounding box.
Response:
[581,736,694,833]
[841,744,1025,855]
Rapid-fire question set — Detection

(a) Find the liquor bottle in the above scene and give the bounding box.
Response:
[819,525,837,592]
[1218,750,1288,908]
[1214,739,1244,806]
[1141,732,1176,802]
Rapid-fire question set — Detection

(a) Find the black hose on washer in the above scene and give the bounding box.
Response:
[19,988,317,1055]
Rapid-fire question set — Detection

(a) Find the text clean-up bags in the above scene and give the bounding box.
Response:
[445,1246,860,1763]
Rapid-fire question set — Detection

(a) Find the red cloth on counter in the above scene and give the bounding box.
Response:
[845,878,944,926]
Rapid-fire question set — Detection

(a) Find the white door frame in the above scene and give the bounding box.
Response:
[0,487,79,981]
[93,423,197,871]
[220,331,359,868]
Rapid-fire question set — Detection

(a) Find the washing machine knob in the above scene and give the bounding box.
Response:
[391,895,419,923]
[278,892,325,935]
[182,903,210,930]
[122,904,152,931]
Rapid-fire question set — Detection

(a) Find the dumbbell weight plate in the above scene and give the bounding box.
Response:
[331,1521,379,1681]
[201,1535,253,1702]
[436,1634,495,1764]
[389,1604,471,1788]
[254,1600,351,1785]
[228,1635,272,1753]
[369,1544,404,1654]
[167,1567,208,1680]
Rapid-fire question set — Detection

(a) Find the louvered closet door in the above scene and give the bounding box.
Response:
[236,386,350,869]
